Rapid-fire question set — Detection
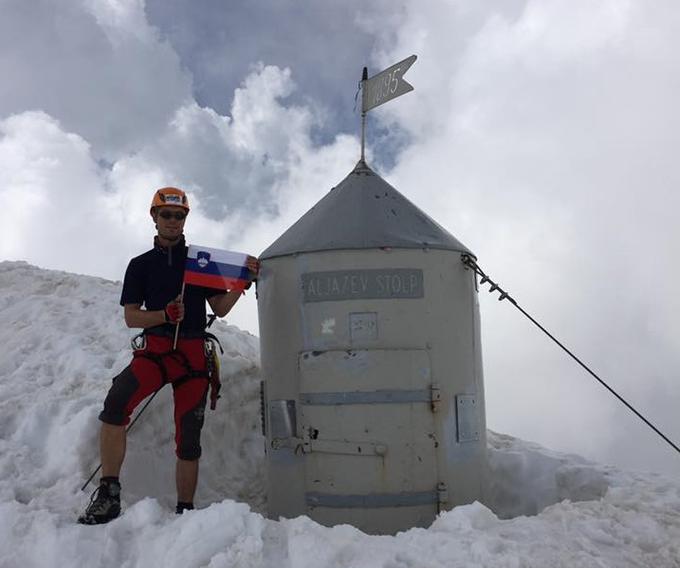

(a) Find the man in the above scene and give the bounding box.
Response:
[78,186,258,525]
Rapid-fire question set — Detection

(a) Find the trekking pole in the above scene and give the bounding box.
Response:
[80,389,161,491]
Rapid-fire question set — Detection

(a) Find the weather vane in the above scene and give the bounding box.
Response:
[359,54,417,162]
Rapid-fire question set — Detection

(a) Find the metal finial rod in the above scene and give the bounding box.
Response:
[360,112,366,162]
[360,66,368,162]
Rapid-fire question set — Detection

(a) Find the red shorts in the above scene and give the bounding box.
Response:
[99,335,209,460]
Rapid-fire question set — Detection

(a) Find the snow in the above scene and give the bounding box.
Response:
[1,260,679,568]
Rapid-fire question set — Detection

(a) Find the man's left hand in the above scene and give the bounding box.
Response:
[246,256,260,280]
[241,256,260,292]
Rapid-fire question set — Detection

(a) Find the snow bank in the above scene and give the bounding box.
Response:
[487,431,613,519]
[0,261,264,514]
[1,261,679,568]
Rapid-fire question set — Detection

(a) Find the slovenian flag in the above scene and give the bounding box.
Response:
[184,245,251,291]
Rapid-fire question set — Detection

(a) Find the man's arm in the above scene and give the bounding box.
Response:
[206,256,260,318]
[207,290,242,318]
[123,300,184,328]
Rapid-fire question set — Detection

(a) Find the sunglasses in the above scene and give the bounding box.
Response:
[158,210,187,221]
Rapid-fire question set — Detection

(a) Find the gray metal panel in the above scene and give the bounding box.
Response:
[349,312,378,341]
[456,395,480,443]
[300,389,432,405]
[307,490,437,509]
[298,348,439,524]
[260,161,474,259]
[269,400,297,439]
[302,269,424,302]
[305,439,388,456]
[298,349,432,392]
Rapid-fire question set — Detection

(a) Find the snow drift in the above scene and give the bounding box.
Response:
[0,260,679,567]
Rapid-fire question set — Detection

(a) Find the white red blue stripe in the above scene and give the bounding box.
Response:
[184,245,250,291]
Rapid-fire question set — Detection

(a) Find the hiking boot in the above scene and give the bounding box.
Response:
[77,479,121,525]
[176,501,194,514]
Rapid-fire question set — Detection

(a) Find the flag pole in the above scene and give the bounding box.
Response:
[172,281,186,350]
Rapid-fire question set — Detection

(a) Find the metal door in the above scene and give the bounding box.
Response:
[298,349,440,533]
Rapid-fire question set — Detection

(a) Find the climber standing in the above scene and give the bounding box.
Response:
[78,186,259,525]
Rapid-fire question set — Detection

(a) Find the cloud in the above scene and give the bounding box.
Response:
[0,63,358,329]
[105,63,359,245]
[0,0,192,159]
[144,0,397,137]
[0,111,114,272]
[116,65,317,224]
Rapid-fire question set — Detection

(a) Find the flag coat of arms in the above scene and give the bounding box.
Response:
[184,245,251,291]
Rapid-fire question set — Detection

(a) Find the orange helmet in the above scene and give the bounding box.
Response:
[150,187,190,212]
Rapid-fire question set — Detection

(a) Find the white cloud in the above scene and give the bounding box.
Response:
[0,111,115,272]
[0,62,358,332]
[0,0,192,159]
[115,65,321,225]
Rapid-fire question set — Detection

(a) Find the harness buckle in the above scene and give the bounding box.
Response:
[131,333,147,351]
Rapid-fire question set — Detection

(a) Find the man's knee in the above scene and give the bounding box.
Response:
[176,412,205,459]
[99,366,139,426]
[175,389,207,460]
[176,446,201,460]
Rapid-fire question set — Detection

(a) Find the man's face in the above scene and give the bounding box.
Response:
[154,205,187,241]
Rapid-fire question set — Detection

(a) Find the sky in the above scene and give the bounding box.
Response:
[1,0,679,477]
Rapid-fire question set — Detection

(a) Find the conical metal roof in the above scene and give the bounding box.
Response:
[260,161,474,259]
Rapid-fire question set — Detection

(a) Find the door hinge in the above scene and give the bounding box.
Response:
[430,383,442,412]
[437,482,449,513]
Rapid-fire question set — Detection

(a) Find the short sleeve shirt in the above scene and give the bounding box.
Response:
[120,239,226,334]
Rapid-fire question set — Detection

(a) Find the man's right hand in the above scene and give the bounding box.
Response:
[165,295,184,323]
